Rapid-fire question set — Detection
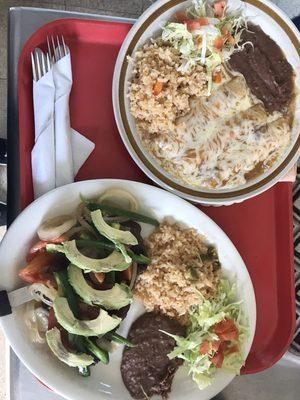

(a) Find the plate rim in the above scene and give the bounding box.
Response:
[0,178,256,400]
[112,0,300,204]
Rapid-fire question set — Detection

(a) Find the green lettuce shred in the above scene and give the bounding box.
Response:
[163,279,248,390]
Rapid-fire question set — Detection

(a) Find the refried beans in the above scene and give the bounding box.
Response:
[229,24,294,113]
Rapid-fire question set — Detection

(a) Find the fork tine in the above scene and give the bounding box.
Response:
[46,53,51,71]
[35,50,41,80]
[51,36,57,62]
[31,52,37,81]
[61,36,67,57]
[41,52,46,75]
[47,36,52,59]
[56,36,62,60]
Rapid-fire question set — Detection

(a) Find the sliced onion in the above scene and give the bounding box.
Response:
[37,215,77,241]
[76,204,96,235]
[129,262,138,290]
[24,302,49,344]
[29,283,57,306]
[65,226,90,240]
[97,188,139,212]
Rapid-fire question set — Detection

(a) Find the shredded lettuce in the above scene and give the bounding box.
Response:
[160,0,247,93]
[162,22,195,57]
[163,279,248,390]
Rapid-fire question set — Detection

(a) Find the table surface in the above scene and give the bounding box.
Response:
[6,3,300,400]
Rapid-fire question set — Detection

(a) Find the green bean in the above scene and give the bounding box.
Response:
[130,252,151,265]
[87,203,159,226]
[76,239,151,265]
[105,332,135,348]
[54,271,79,318]
[84,338,109,364]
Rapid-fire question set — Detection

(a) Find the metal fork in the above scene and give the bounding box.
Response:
[47,35,68,64]
[31,48,51,81]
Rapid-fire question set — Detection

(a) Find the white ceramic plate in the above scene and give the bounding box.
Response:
[113,0,300,205]
[0,179,256,400]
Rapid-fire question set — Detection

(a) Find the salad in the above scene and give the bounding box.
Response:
[164,280,247,389]
[19,188,157,377]
[161,0,247,92]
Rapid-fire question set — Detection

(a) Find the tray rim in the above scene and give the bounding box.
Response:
[8,8,297,398]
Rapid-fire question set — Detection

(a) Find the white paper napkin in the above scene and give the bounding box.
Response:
[31,49,95,198]
[31,70,56,199]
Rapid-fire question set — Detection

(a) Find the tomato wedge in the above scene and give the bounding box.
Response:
[228,344,239,354]
[19,252,57,284]
[213,318,239,341]
[186,17,209,32]
[211,350,224,368]
[214,36,224,51]
[199,340,211,355]
[211,339,221,352]
[27,235,68,262]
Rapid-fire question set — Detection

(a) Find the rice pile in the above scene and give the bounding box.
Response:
[128,41,208,136]
[134,222,220,323]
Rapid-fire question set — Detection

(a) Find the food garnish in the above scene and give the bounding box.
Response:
[161,0,246,92]
[20,189,152,376]
[163,280,247,389]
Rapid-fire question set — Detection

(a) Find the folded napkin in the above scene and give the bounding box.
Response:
[31,68,56,199]
[31,48,95,199]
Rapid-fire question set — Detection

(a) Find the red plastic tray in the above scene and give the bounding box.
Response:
[17,18,295,374]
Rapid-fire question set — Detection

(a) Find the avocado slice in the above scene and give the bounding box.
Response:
[91,210,138,246]
[46,327,94,367]
[46,240,131,273]
[53,297,121,336]
[68,264,132,310]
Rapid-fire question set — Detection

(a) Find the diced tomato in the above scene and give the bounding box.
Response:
[19,252,57,284]
[199,340,211,355]
[214,1,227,18]
[186,17,209,32]
[213,318,239,341]
[153,81,163,96]
[26,235,68,262]
[175,11,187,23]
[211,350,224,368]
[211,339,221,352]
[219,328,239,341]
[214,36,224,51]
[219,340,229,352]
[213,318,235,333]
[221,27,236,45]
[228,344,239,354]
[213,71,222,84]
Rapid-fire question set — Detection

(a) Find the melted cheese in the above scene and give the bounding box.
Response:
[144,76,291,189]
